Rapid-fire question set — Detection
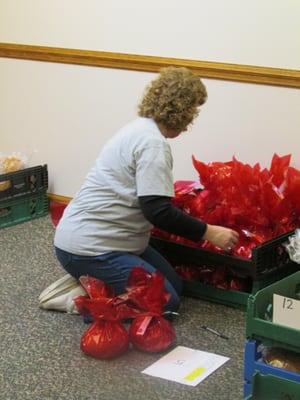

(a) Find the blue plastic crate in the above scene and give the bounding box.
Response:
[244,381,252,399]
[244,339,300,397]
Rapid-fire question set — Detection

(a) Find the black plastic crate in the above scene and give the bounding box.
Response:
[0,164,48,201]
[150,232,296,281]
[0,190,49,229]
[150,236,298,309]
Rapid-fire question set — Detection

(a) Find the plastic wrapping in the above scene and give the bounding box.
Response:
[0,152,27,191]
[73,270,177,358]
[81,320,129,359]
[174,265,203,281]
[0,152,27,174]
[74,276,141,359]
[74,276,114,317]
[284,229,300,264]
[80,298,130,359]
[153,154,300,260]
[129,315,176,353]
[50,201,67,227]
[122,267,170,313]
[79,275,115,299]
[263,346,300,373]
[175,264,247,291]
[125,267,176,353]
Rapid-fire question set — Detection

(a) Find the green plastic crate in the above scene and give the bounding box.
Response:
[0,190,49,229]
[245,372,300,399]
[246,271,300,353]
[183,279,249,309]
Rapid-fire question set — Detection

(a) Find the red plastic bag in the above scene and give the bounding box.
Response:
[129,315,176,353]
[74,276,114,316]
[79,298,130,359]
[188,189,216,219]
[269,153,291,188]
[286,166,300,215]
[81,320,129,359]
[74,278,135,360]
[174,180,201,195]
[73,295,90,316]
[192,156,234,191]
[125,268,170,313]
[126,267,176,352]
[79,276,115,299]
[126,267,153,289]
[50,200,67,227]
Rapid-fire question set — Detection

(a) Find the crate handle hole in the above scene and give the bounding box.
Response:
[0,207,11,218]
[30,200,37,215]
[29,175,37,190]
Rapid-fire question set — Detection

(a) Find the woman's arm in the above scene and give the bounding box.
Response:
[139,195,206,241]
[139,195,239,250]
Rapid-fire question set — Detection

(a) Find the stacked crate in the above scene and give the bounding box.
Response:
[244,271,300,399]
[0,165,49,228]
[244,372,300,399]
[150,234,298,310]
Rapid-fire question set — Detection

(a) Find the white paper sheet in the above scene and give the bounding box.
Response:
[142,346,230,387]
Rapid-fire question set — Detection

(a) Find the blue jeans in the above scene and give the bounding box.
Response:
[55,246,182,311]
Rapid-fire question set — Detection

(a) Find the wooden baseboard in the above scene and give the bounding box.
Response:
[47,193,72,204]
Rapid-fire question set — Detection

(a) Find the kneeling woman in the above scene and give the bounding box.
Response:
[54,67,238,311]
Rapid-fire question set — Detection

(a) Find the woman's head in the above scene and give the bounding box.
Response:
[138,67,207,133]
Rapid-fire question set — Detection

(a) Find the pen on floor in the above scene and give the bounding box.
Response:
[162,311,180,321]
[163,311,180,316]
[201,325,229,340]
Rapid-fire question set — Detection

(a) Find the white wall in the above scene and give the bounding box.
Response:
[1,1,300,197]
[1,0,300,68]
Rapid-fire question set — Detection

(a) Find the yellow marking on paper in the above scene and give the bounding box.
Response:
[184,367,206,381]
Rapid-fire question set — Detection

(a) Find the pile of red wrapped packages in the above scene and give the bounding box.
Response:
[74,267,176,359]
[173,264,249,292]
[153,154,300,260]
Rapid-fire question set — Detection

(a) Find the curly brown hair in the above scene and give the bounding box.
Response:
[138,67,207,132]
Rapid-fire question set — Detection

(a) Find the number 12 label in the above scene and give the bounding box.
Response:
[273,294,300,331]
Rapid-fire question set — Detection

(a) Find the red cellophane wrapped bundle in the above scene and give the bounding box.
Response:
[79,275,115,299]
[125,267,176,353]
[74,276,114,316]
[74,272,177,358]
[74,276,138,359]
[152,154,300,260]
[130,315,176,353]
[79,297,130,359]
[75,275,139,318]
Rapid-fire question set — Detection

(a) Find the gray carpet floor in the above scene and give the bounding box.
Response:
[0,216,246,400]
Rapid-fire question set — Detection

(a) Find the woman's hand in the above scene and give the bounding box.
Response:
[203,224,239,252]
